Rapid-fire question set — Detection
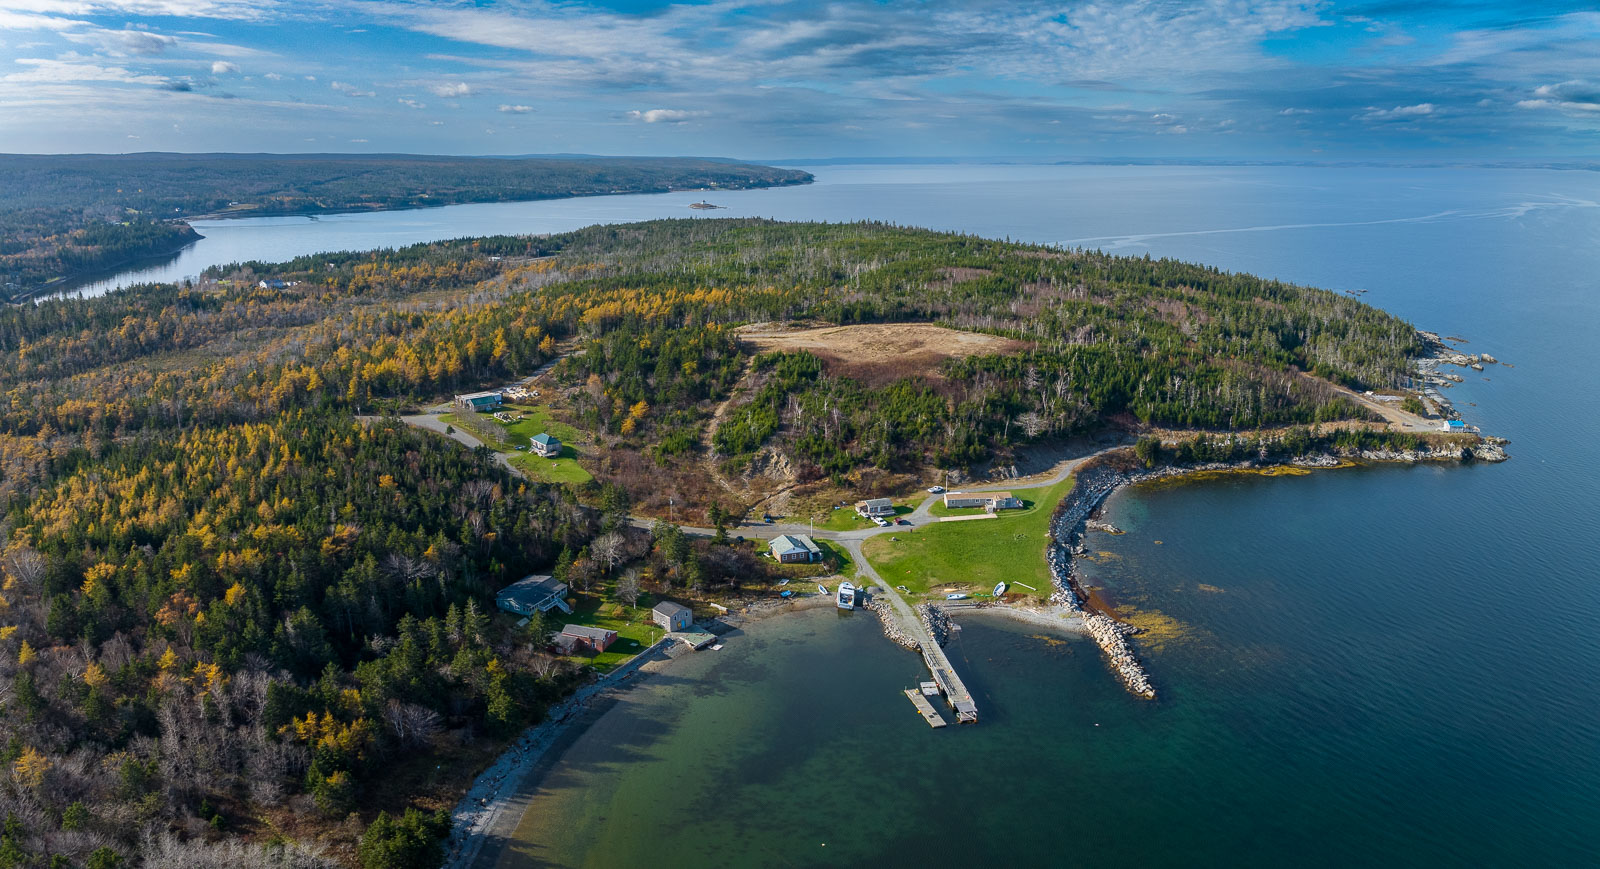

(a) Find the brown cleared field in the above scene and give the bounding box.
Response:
[737,323,1029,388]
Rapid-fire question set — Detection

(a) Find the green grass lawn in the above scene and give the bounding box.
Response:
[558,591,666,672]
[441,406,594,485]
[860,477,1072,599]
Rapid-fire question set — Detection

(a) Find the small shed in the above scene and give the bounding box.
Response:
[855,498,894,517]
[495,574,572,616]
[530,432,562,457]
[652,600,693,632]
[769,534,823,564]
[554,624,617,654]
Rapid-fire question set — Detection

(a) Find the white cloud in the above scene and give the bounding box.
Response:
[1516,80,1600,114]
[1358,103,1436,121]
[63,25,178,55]
[497,103,531,113]
[0,10,86,31]
[211,60,239,74]
[330,80,374,97]
[1279,107,1312,115]
[2,57,168,85]
[2,1,278,22]
[627,108,704,123]
[428,81,471,97]
[398,97,426,109]
[263,71,281,80]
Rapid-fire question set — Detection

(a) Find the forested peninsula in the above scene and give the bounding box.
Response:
[0,219,1467,866]
[0,154,812,297]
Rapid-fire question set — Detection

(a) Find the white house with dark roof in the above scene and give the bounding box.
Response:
[854,498,894,518]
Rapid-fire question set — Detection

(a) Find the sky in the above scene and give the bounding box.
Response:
[0,0,1597,160]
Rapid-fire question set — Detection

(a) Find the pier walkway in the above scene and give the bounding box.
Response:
[845,540,978,724]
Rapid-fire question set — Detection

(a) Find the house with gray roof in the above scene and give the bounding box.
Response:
[769,534,823,564]
[652,600,693,632]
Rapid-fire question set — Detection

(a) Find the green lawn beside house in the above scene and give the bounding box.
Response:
[441,405,594,485]
[557,591,665,672]
[860,477,1072,598]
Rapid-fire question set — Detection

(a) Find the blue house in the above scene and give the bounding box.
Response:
[495,574,572,616]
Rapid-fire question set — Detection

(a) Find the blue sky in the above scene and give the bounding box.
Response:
[0,0,1596,159]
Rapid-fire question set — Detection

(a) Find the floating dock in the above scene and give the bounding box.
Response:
[904,689,948,728]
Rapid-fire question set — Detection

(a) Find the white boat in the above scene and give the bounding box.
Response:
[836,581,856,610]
[946,593,968,600]
[817,583,830,595]
[993,581,1007,597]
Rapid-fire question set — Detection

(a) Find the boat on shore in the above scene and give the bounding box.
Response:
[836,581,857,610]
[993,581,1007,597]
[817,583,830,595]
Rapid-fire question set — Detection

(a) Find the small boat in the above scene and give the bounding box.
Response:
[778,579,790,586]
[993,581,1007,597]
[817,583,830,595]
[946,593,968,601]
[779,590,794,599]
[836,581,856,610]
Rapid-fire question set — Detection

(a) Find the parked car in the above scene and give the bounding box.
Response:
[897,518,911,526]
[872,517,890,527]
[928,486,945,493]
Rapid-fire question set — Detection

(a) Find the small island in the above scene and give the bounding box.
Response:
[0,218,1503,865]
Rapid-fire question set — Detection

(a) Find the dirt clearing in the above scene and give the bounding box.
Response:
[737,323,1029,388]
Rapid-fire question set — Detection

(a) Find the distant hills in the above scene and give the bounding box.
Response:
[0,153,812,296]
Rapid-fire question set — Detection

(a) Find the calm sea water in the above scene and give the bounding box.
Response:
[79,165,1600,865]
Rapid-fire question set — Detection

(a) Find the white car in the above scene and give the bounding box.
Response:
[872,517,890,527]
[928,486,945,494]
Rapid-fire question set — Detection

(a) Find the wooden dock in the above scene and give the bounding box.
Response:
[904,688,947,728]
[920,640,978,723]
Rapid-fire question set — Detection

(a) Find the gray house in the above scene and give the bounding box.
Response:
[652,600,693,632]
[495,574,572,616]
[530,432,562,458]
[769,534,823,564]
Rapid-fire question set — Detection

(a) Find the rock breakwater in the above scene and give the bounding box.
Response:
[917,602,953,647]
[1044,464,1160,699]
[864,596,919,650]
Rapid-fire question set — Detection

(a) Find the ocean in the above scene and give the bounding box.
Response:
[83,164,1600,866]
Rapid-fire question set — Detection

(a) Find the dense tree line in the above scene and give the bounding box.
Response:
[0,415,594,866]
